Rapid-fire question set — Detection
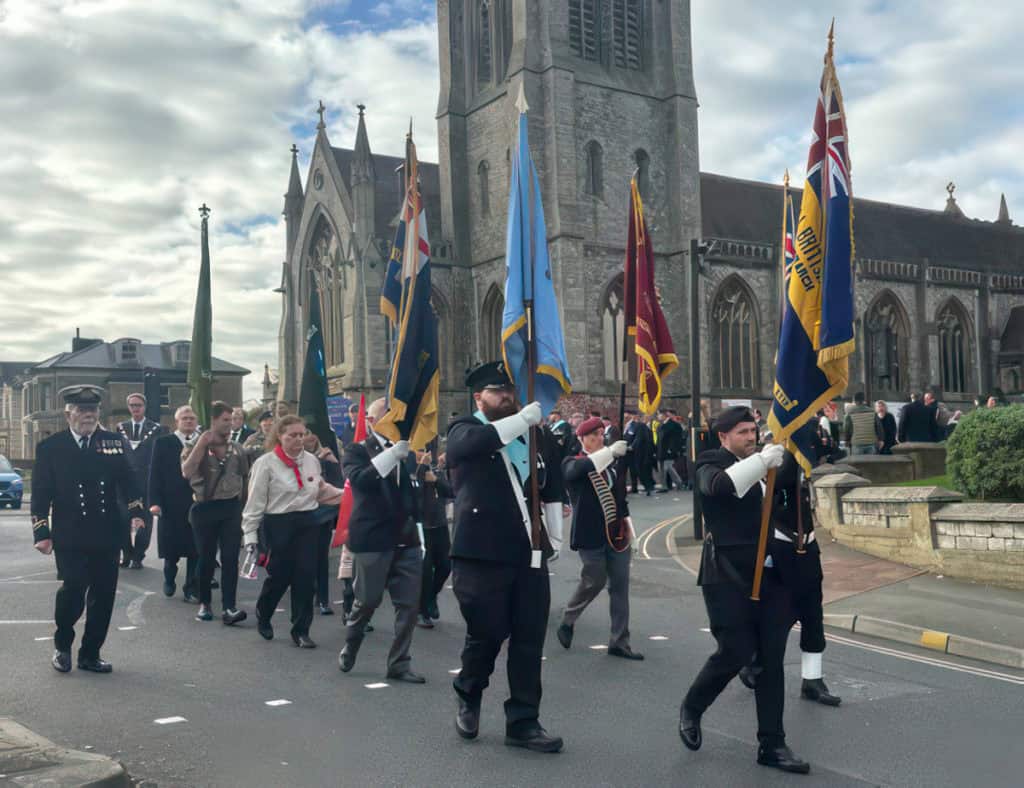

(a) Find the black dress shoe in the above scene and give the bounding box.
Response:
[387,670,426,684]
[222,609,247,626]
[129,559,143,570]
[195,604,213,622]
[52,650,72,673]
[679,706,702,751]
[318,603,334,615]
[426,601,440,620]
[120,557,131,568]
[162,580,175,597]
[504,726,563,753]
[556,623,573,649]
[257,618,273,640]
[455,697,480,739]
[338,646,355,672]
[738,664,761,690]
[291,632,317,649]
[364,624,374,633]
[183,592,199,604]
[77,656,113,673]
[417,614,435,629]
[608,645,644,661]
[801,678,841,706]
[210,576,219,589]
[757,743,811,774]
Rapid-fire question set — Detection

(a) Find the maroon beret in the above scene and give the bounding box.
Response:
[576,416,604,438]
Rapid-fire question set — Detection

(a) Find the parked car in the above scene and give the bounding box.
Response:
[0,455,23,509]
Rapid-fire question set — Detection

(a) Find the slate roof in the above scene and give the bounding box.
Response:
[0,362,35,385]
[700,173,1024,273]
[331,147,443,246]
[31,340,248,375]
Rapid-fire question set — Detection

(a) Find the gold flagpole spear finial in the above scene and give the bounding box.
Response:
[826,18,835,63]
[784,169,790,188]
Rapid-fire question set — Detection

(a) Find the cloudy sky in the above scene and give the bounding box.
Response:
[2,0,1021,401]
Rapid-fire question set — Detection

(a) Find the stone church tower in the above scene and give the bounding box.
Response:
[437,0,701,404]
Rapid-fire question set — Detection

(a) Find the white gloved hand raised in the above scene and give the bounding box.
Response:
[372,439,411,477]
[392,440,411,460]
[519,401,542,427]
[609,440,628,458]
[759,442,785,469]
[492,401,542,445]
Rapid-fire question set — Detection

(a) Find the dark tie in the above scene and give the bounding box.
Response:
[132,423,140,441]
[79,436,88,452]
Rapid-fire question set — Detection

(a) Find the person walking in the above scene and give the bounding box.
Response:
[415,444,453,628]
[875,401,898,454]
[302,429,343,616]
[843,392,882,455]
[115,392,163,569]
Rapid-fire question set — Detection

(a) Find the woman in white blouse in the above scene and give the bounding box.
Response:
[242,415,343,648]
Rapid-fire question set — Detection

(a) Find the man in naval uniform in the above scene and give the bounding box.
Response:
[677,406,810,774]
[116,392,163,568]
[31,385,146,674]
[446,361,565,753]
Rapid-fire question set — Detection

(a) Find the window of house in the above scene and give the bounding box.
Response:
[121,342,138,362]
[175,344,190,364]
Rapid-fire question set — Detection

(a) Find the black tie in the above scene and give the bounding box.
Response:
[132,423,140,441]
[79,436,89,452]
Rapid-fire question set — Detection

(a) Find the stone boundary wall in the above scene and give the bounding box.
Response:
[813,474,1024,590]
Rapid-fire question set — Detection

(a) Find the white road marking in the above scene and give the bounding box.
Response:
[0,620,52,625]
[154,716,187,725]
[126,593,147,626]
[117,626,137,631]
[365,682,389,689]
[649,635,669,641]
[699,628,710,633]
[275,608,285,612]
[589,645,608,650]
[265,699,292,706]
[0,570,56,582]
[34,636,50,641]
[144,591,156,596]
[448,669,460,675]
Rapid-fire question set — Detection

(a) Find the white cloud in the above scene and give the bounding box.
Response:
[0,1,1020,402]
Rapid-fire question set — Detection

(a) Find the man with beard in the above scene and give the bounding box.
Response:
[446,361,565,753]
[149,406,201,603]
[678,406,809,774]
[32,385,146,673]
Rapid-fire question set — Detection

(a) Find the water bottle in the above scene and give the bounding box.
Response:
[240,547,259,580]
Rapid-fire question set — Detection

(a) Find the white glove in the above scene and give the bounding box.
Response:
[372,439,410,477]
[609,440,628,458]
[243,531,259,548]
[492,402,542,445]
[725,451,772,499]
[589,446,615,473]
[760,442,785,469]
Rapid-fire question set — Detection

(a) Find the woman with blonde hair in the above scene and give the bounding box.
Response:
[242,415,343,648]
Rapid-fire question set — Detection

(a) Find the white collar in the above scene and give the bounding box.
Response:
[70,427,94,444]
[132,418,146,426]
[174,430,196,445]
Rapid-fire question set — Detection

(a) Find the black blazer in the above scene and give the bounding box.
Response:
[562,454,630,550]
[898,401,940,443]
[341,434,420,553]
[31,429,143,552]
[148,433,197,560]
[695,448,763,549]
[657,419,684,461]
[625,420,654,466]
[446,416,564,566]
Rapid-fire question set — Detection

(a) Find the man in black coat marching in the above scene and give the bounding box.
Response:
[148,405,201,602]
[31,385,146,674]
[116,392,164,568]
[446,361,565,753]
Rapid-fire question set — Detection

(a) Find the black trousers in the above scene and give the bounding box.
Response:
[452,558,550,733]
[315,521,334,606]
[628,459,655,493]
[683,569,795,746]
[256,512,318,636]
[53,548,119,659]
[163,556,197,596]
[420,527,451,616]
[773,544,826,654]
[122,509,152,562]
[191,499,242,610]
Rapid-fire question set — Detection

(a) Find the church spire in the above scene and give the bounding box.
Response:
[944,181,964,218]
[351,104,376,244]
[997,193,1011,225]
[351,103,375,185]
[283,144,304,256]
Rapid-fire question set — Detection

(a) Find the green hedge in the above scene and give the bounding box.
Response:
[946,405,1024,501]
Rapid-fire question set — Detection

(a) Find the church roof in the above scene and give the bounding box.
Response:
[331,147,443,246]
[700,172,1024,273]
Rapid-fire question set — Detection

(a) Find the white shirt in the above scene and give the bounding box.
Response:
[69,427,93,449]
[241,449,343,541]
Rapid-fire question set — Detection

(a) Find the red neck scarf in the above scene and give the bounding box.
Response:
[274,444,303,488]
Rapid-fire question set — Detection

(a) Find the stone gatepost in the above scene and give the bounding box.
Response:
[811,472,871,533]
[891,442,948,479]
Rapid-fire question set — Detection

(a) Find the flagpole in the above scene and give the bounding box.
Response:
[618,171,641,437]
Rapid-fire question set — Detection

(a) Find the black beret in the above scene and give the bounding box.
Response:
[465,360,513,392]
[59,384,104,407]
[712,405,756,434]
[259,410,274,422]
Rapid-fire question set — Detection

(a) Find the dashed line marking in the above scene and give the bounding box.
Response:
[699,628,710,633]
[265,699,292,706]
[365,682,389,689]
[649,635,669,641]
[0,620,52,625]
[34,636,50,641]
[589,645,608,651]
[154,716,187,725]
[117,626,137,631]
[448,669,460,675]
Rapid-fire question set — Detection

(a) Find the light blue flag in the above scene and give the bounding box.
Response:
[501,89,571,416]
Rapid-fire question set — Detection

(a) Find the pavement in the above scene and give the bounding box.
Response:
[2,493,1023,787]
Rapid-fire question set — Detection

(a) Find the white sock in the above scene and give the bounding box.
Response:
[801,651,822,680]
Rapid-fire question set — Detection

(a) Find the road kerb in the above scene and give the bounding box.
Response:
[0,717,129,787]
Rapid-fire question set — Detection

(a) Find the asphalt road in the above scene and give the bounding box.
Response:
[1,495,1021,788]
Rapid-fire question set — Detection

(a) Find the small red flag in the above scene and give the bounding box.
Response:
[624,179,678,414]
[331,394,366,548]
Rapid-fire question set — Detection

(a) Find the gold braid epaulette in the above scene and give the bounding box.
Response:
[127,499,145,512]
[32,517,49,531]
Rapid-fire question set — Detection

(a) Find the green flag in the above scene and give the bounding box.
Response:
[298,279,339,457]
[188,204,213,428]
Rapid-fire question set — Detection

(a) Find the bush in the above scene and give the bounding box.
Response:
[946,404,1024,501]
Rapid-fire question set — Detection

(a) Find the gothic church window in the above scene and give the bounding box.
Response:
[478,160,491,217]
[585,141,604,197]
[937,299,972,393]
[308,218,344,367]
[477,1,493,87]
[864,291,909,398]
[710,277,759,391]
[602,274,637,383]
[611,0,643,70]
[481,285,505,362]
[569,0,601,62]
[634,149,650,200]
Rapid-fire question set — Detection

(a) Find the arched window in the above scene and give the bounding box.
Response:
[864,291,910,399]
[602,274,637,383]
[710,277,759,391]
[307,217,344,367]
[477,1,493,87]
[937,299,973,393]
[431,289,449,386]
[481,285,505,361]
[584,141,604,197]
[634,148,650,200]
[478,160,491,217]
[611,0,644,70]
[569,0,600,62]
